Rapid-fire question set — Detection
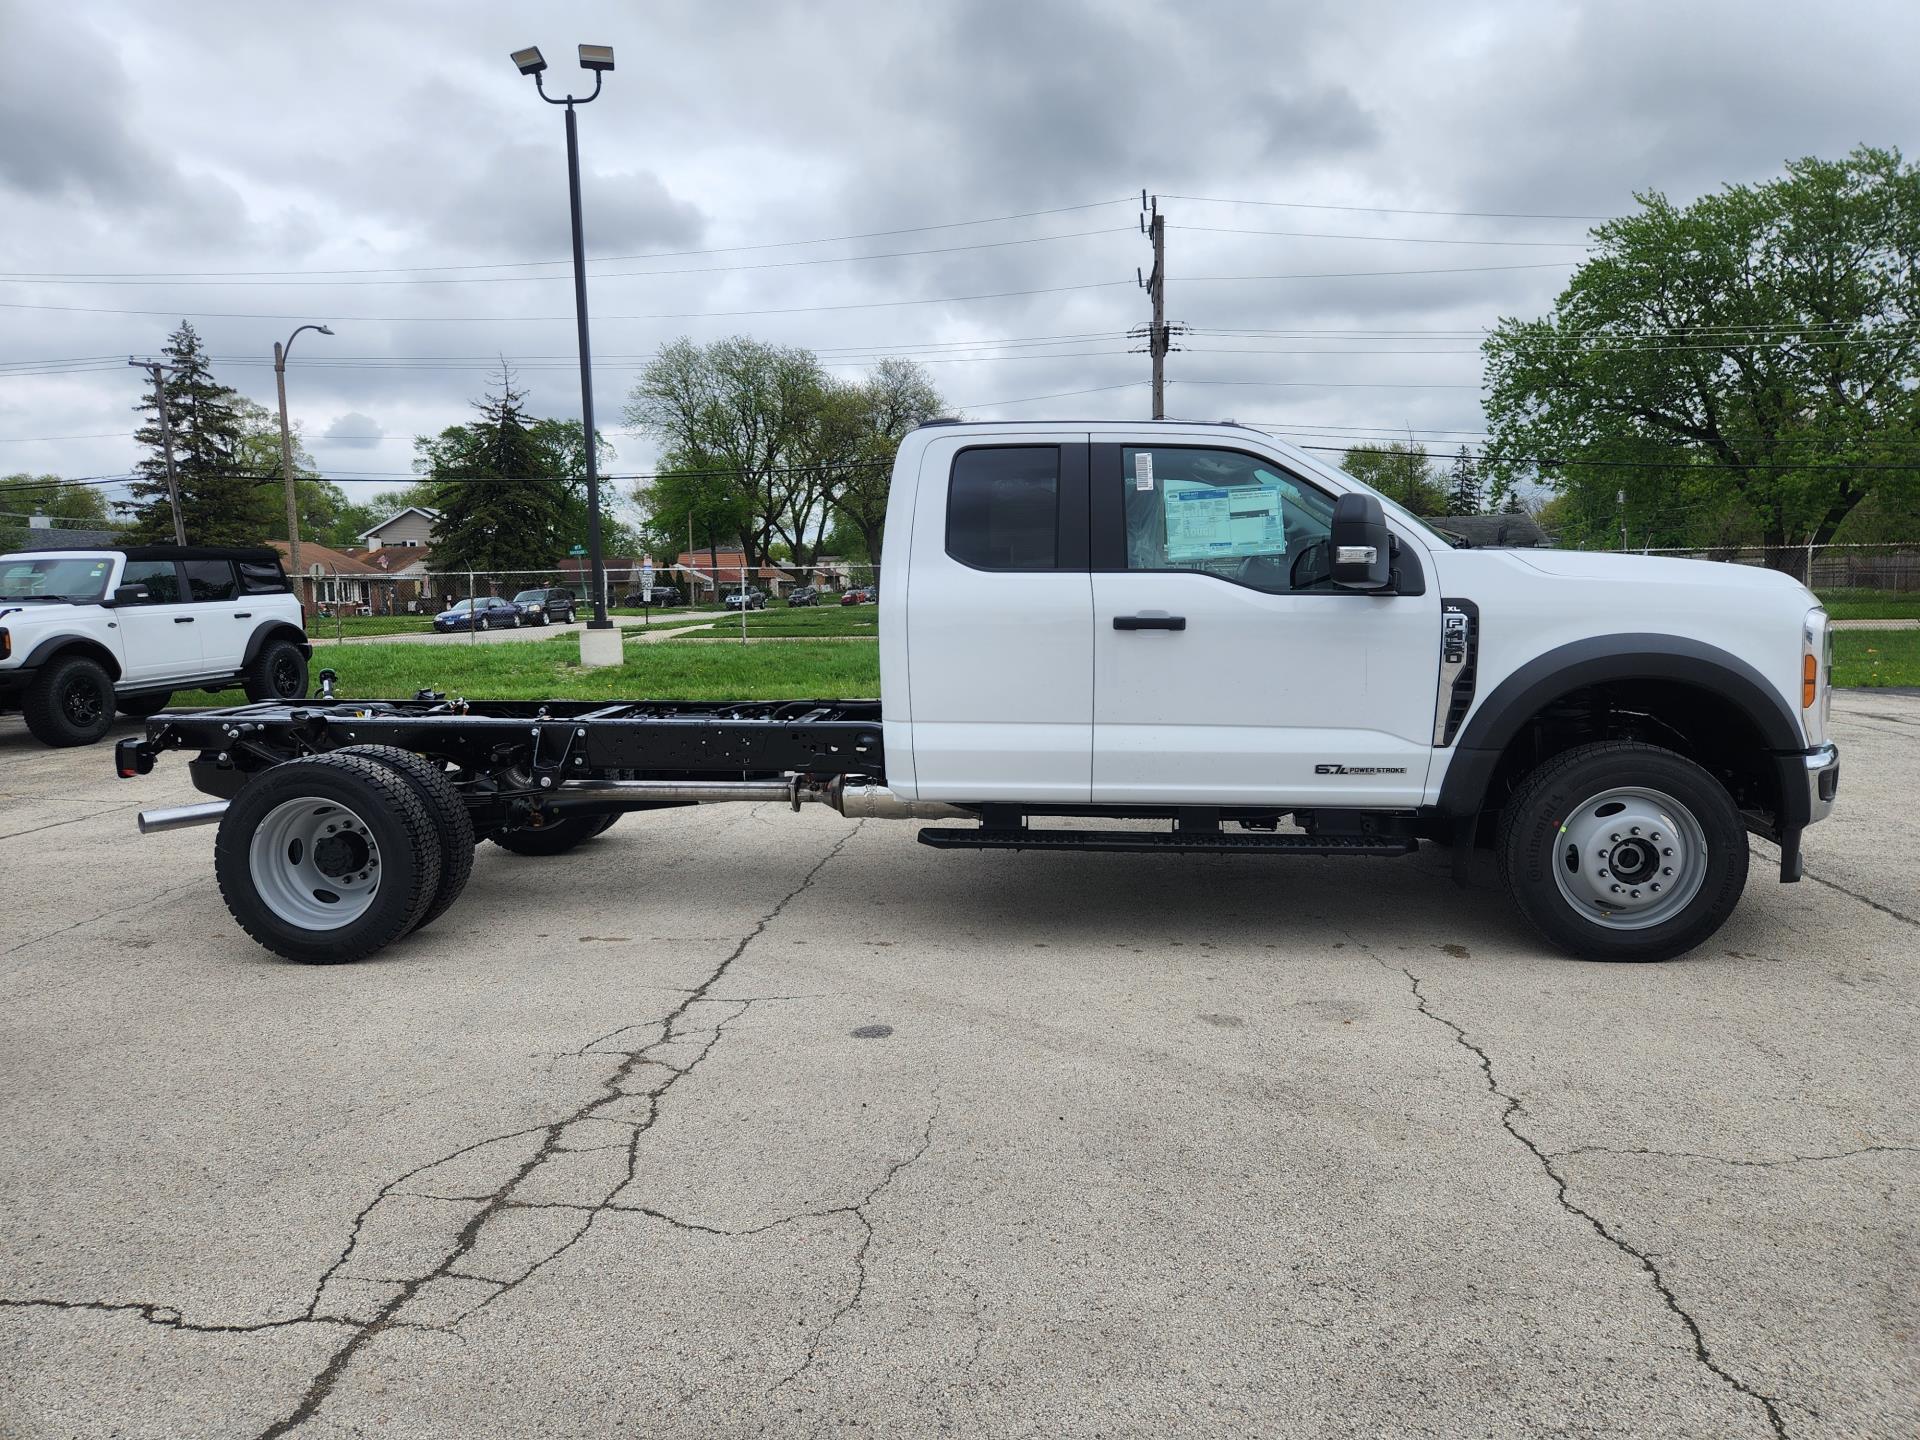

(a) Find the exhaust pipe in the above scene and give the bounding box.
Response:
[137,801,229,835]
[554,776,968,821]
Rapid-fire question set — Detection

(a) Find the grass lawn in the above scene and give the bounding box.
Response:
[1816,589,1920,621]
[1833,629,1920,688]
[176,634,879,706]
[660,605,879,640]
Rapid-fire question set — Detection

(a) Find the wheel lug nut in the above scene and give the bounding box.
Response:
[1662,867,1672,876]
[1610,883,1622,893]
[1610,833,1621,843]
[1650,883,1660,892]
[1630,826,1640,835]
[1662,847,1673,856]
[1630,889,1641,898]
[1597,868,1609,878]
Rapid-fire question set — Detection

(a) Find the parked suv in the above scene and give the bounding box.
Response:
[787,585,820,607]
[620,584,682,607]
[511,587,577,625]
[725,588,767,611]
[0,545,309,747]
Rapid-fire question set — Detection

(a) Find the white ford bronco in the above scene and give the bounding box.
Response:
[0,545,310,747]
[119,421,1838,965]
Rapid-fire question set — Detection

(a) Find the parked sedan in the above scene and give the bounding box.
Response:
[432,596,523,632]
[724,588,767,611]
[786,585,820,607]
[511,587,577,625]
[840,587,869,605]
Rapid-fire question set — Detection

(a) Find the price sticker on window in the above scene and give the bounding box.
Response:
[1134,452,1155,491]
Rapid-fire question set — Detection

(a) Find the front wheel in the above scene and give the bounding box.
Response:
[1498,741,1748,963]
[23,654,115,747]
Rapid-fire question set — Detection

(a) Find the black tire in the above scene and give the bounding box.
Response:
[242,638,309,703]
[22,654,116,747]
[116,691,174,720]
[490,812,620,856]
[330,745,476,933]
[1498,741,1749,963]
[214,754,445,964]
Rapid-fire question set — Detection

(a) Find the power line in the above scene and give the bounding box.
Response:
[2,226,1133,289]
[0,279,1134,324]
[0,198,1137,281]
[1183,262,1576,282]
[1163,194,1615,221]
[1173,224,1594,248]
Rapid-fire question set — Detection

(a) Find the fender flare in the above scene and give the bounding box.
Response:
[241,622,312,668]
[21,635,123,681]
[1435,633,1803,818]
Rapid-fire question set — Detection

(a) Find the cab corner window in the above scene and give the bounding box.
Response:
[1120,446,1335,593]
[946,446,1059,571]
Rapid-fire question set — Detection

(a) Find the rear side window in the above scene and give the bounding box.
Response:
[120,559,181,603]
[183,560,239,601]
[946,446,1059,570]
[237,560,288,594]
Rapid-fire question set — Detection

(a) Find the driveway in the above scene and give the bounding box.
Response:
[0,695,1914,1438]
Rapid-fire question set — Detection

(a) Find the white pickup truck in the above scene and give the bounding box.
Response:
[118,421,1838,966]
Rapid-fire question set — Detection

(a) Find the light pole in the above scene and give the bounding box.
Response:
[275,323,333,615]
[512,43,616,650]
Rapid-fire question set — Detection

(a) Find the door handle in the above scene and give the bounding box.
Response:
[1113,614,1186,631]
[233,612,251,619]
[173,617,195,624]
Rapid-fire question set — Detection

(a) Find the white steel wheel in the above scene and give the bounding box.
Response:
[1550,785,1708,931]
[248,798,382,930]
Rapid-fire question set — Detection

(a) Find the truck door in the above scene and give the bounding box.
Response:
[904,436,1093,801]
[181,558,246,670]
[114,559,204,684]
[1089,442,1439,808]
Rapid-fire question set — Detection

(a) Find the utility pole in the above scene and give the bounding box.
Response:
[274,324,334,617]
[129,359,186,545]
[1131,191,1183,419]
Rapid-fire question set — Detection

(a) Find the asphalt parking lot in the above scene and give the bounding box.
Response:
[1,695,1914,1439]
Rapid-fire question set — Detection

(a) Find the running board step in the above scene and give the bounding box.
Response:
[916,827,1416,856]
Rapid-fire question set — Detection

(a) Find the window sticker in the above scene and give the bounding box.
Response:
[1162,481,1285,563]
[1134,451,1154,490]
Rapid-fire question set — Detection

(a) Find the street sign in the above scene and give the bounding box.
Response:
[569,544,586,557]
[640,560,654,604]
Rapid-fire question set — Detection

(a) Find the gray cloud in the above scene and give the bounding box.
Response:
[0,0,1911,510]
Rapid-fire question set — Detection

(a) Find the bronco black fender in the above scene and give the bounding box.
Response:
[20,634,123,681]
[241,622,312,667]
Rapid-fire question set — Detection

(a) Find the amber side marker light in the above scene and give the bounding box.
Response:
[1803,651,1818,708]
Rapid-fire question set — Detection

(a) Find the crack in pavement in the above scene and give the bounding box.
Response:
[1557,1143,1920,1169]
[1801,870,1920,929]
[1376,953,1793,1440]
[0,880,202,960]
[0,823,865,1440]
[247,823,865,1437]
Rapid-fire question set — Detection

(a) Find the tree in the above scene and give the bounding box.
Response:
[1445,447,1483,516]
[1483,146,1920,574]
[416,369,576,578]
[1338,441,1450,514]
[121,322,280,545]
[0,474,116,552]
[825,357,946,564]
[626,337,826,571]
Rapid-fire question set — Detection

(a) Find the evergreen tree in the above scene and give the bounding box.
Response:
[417,369,574,577]
[122,322,278,545]
[1446,446,1483,516]
[1502,487,1527,515]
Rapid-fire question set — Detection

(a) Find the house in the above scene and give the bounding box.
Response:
[357,506,439,551]
[1425,513,1550,548]
[670,550,798,598]
[360,545,437,612]
[270,540,395,614]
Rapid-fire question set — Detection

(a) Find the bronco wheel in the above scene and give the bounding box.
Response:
[23,654,115,747]
[242,638,308,702]
[215,754,444,963]
[1499,741,1748,962]
[330,745,476,933]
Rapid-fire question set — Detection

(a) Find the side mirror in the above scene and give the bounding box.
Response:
[1330,494,1392,591]
[110,584,150,606]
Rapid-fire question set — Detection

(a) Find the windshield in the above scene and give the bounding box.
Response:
[512,591,542,603]
[448,599,475,612]
[1254,434,1461,549]
[0,555,115,603]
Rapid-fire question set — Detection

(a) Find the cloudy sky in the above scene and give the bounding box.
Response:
[1,0,1912,529]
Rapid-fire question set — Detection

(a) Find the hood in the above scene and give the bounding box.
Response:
[0,600,91,628]
[1509,548,1816,603]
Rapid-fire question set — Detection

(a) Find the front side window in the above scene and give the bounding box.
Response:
[119,559,182,604]
[183,559,238,601]
[1120,446,1335,593]
[947,446,1059,571]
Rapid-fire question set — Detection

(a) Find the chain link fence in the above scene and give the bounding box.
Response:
[298,560,883,643]
[1626,542,1920,591]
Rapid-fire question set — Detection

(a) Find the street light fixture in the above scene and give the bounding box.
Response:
[275,323,334,616]
[512,41,617,646]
